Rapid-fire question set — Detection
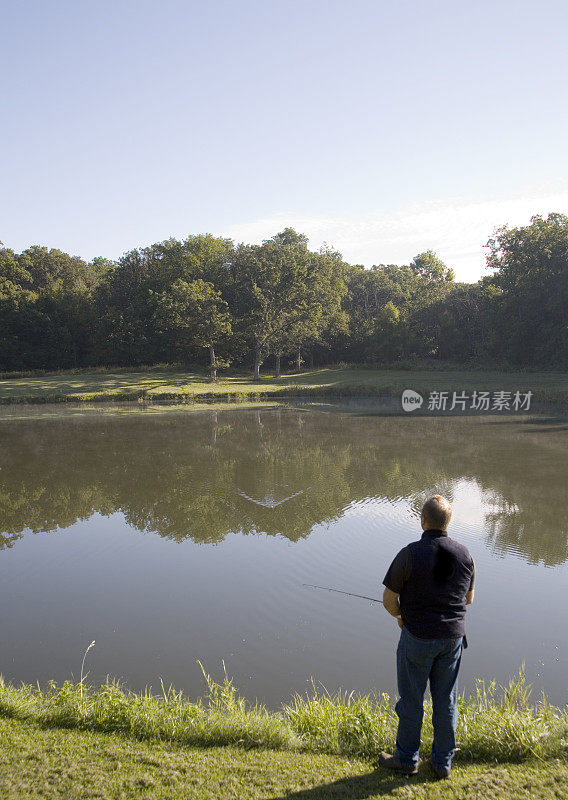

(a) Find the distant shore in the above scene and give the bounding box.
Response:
[1,366,567,407]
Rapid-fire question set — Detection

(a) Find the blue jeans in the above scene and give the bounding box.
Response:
[395,627,463,770]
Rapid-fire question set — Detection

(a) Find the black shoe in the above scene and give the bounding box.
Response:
[377,752,418,775]
[430,759,451,779]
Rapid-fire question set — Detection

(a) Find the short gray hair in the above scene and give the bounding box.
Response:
[421,495,452,529]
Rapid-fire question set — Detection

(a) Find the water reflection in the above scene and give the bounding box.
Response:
[0,408,567,566]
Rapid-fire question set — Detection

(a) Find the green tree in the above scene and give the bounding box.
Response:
[154,279,232,380]
[0,249,36,370]
[91,235,234,367]
[367,300,403,362]
[141,234,234,291]
[231,230,313,380]
[17,246,96,292]
[232,230,347,379]
[269,244,348,375]
[0,248,33,300]
[485,213,568,364]
[342,264,415,363]
[404,253,455,358]
[410,250,455,283]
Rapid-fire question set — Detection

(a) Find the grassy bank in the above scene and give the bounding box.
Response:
[0,668,566,799]
[0,366,567,405]
[2,716,567,800]
[1,668,565,761]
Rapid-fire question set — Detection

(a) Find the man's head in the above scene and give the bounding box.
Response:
[420,495,452,530]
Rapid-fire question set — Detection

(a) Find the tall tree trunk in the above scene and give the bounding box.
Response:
[253,347,261,381]
[274,352,282,378]
[296,348,301,371]
[208,340,217,382]
[308,351,314,368]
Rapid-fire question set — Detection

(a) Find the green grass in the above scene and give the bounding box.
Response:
[4,718,568,800]
[1,366,567,405]
[2,716,568,800]
[0,667,566,762]
[0,667,567,798]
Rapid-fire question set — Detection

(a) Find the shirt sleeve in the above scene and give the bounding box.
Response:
[468,559,476,591]
[383,546,411,594]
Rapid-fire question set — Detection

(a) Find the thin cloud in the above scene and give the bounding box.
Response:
[225,190,568,282]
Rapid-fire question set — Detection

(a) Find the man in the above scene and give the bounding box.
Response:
[378,495,475,779]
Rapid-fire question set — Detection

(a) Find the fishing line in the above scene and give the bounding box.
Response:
[302,583,383,604]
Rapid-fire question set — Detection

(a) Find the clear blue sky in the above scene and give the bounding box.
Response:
[2,0,567,280]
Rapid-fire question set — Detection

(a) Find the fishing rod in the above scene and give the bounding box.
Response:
[303,583,468,648]
[303,583,384,604]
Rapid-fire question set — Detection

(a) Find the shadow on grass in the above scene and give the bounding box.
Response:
[264,764,440,800]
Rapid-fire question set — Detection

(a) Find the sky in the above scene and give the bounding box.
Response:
[2,0,567,282]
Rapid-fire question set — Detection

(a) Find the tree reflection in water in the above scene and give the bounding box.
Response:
[0,408,567,566]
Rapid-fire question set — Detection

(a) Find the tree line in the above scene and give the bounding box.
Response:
[1,213,567,375]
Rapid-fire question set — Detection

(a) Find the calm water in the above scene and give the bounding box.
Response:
[1,404,567,707]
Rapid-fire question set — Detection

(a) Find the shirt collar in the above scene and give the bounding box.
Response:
[422,529,448,538]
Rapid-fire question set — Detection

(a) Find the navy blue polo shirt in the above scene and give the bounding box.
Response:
[383,529,475,639]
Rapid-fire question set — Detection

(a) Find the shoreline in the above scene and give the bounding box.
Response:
[1,366,567,407]
[0,669,566,799]
[0,667,565,762]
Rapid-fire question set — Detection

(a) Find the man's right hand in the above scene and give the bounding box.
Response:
[383,587,402,617]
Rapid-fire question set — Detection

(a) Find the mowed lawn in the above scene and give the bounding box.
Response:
[1,367,567,404]
[1,716,567,800]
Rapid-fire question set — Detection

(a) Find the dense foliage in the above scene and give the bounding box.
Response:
[2,214,567,374]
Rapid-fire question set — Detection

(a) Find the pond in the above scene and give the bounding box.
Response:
[1,404,567,708]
